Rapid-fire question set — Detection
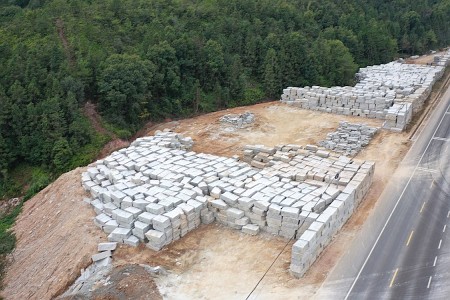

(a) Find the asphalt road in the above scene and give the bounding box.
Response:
[317,88,450,299]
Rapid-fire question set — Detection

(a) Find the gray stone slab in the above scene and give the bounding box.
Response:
[92,250,112,262]
[242,224,260,235]
[98,242,117,252]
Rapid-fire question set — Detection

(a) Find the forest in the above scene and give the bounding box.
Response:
[0,0,449,192]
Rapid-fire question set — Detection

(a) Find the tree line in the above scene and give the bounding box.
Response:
[0,0,449,181]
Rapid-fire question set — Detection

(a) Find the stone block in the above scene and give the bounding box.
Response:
[221,192,239,205]
[112,209,134,224]
[227,208,245,219]
[108,228,131,242]
[146,203,165,215]
[124,235,140,247]
[98,242,117,252]
[242,224,260,235]
[210,199,228,210]
[145,230,166,244]
[152,215,171,231]
[92,250,112,262]
[138,212,156,224]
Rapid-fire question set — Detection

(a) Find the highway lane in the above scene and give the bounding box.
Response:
[346,102,450,299]
[316,90,450,299]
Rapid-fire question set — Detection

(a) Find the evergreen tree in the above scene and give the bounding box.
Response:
[263,48,281,99]
[52,138,73,172]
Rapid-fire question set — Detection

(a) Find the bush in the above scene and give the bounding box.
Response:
[243,87,265,105]
[116,129,132,140]
[23,170,51,201]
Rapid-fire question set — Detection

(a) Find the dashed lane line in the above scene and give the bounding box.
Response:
[390,268,399,288]
[406,231,414,246]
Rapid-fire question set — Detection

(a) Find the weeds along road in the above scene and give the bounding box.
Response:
[317,80,450,300]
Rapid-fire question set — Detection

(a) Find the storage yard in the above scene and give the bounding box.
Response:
[3,51,450,299]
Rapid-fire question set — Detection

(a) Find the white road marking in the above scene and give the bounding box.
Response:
[344,102,450,299]
[444,225,447,233]
[427,276,432,289]
[416,167,439,173]
[432,137,450,142]
[448,210,450,218]
[420,202,426,213]
[433,256,437,267]
[438,239,442,249]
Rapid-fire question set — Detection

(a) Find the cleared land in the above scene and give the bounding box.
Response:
[2,100,410,299]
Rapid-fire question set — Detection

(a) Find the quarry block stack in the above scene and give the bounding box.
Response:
[82,130,374,278]
[281,61,446,131]
[318,121,379,156]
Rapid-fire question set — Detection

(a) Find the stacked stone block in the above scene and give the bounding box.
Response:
[281,61,445,131]
[318,121,379,156]
[220,111,255,127]
[433,49,450,67]
[82,131,374,278]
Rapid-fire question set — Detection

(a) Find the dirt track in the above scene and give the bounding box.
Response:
[2,102,410,299]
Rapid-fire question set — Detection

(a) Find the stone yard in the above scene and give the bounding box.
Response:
[82,130,374,277]
[3,99,413,300]
[5,53,448,300]
[281,59,448,131]
[77,61,422,299]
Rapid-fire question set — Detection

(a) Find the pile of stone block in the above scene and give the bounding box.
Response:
[281,85,395,118]
[357,62,443,113]
[151,129,194,151]
[383,102,413,131]
[91,242,116,266]
[220,111,255,127]
[318,121,379,156]
[82,131,375,278]
[281,60,446,131]
[433,49,450,67]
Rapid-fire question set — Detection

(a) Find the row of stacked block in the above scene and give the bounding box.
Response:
[281,61,446,131]
[433,49,450,67]
[82,131,374,277]
[318,121,379,156]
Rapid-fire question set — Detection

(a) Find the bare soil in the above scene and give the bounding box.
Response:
[0,103,410,300]
[1,168,104,300]
[82,101,130,158]
[149,102,384,157]
[405,49,448,65]
[64,264,162,300]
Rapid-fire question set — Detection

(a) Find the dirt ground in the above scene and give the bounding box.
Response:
[405,49,448,65]
[1,168,105,300]
[1,102,411,300]
[150,102,384,157]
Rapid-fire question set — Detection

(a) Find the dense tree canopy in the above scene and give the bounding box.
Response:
[0,0,449,178]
